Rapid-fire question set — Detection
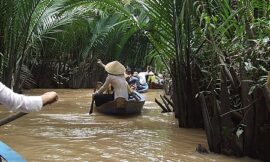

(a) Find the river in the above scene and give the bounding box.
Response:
[0,89,260,162]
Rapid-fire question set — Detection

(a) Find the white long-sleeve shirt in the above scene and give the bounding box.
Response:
[138,72,148,84]
[96,74,129,100]
[0,82,43,113]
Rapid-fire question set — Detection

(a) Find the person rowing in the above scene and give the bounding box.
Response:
[92,60,130,107]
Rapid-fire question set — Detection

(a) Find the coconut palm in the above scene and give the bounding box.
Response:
[0,0,147,89]
[0,0,88,91]
[36,0,153,88]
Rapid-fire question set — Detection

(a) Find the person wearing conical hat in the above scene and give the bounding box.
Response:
[93,60,130,106]
[147,71,158,84]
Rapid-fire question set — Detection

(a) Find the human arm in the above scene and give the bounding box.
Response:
[146,66,151,73]
[94,75,111,95]
[0,82,58,113]
[41,91,58,106]
[97,59,105,68]
[126,81,133,94]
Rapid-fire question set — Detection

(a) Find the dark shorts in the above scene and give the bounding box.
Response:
[93,94,114,106]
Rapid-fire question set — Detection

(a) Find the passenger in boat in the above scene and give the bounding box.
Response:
[93,60,130,106]
[128,71,139,89]
[148,71,159,89]
[157,73,164,85]
[0,82,58,113]
[148,71,164,89]
[125,67,132,82]
[136,66,150,93]
[148,71,159,84]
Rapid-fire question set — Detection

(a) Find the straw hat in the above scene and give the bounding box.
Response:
[149,71,154,75]
[105,61,126,75]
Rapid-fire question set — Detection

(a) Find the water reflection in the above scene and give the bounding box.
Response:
[0,89,259,162]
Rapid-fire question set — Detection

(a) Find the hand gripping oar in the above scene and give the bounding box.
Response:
[0,112,27,126]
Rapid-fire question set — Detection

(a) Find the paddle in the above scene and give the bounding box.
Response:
[89,82,102,115]
[0,112,27,127]
[89,60,104,115]
[89,96,95,115]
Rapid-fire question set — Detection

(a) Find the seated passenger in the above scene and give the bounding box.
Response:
[125,67,132,82]
[157,73,164,85]
[129,71,139,86]
[148,71,159,84]
[136,67,150,93]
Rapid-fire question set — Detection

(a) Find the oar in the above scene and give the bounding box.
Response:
[0,112,27,126]
[89,84,98,115]
[89,96,94,114]
[89,60,104,115]
[89,81,103,115]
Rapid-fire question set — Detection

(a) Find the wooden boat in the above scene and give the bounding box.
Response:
[0,141,26,162]
[149,82,163,89]
[95,91,145,115]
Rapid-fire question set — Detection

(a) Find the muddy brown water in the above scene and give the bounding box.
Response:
[0,89,260,162]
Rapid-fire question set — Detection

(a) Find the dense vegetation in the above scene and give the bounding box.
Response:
[0,0,153,90]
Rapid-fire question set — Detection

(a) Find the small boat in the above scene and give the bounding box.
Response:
[149,82,163,89]
[95,91,145,115]
[0,141,26,162]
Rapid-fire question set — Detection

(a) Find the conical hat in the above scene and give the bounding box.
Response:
[105,61,126,75]
[149,71,154,75]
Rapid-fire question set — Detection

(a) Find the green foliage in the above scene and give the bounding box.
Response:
[0,0,153,89]
[0,0,269,91]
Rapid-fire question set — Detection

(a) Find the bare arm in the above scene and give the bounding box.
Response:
[147,66,151,73]
[97,59,105,68]
[95,75,111,94]
[0,82,58,113]
[41,92,58,106]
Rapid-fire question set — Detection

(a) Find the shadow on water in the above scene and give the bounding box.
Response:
[0,89,261,162]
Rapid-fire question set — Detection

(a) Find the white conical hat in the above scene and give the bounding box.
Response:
[149,71,154,75]
[105,61,126,75]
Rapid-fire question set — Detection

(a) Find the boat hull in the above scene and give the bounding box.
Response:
[95,92,145,115]
[0,141,26,162]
